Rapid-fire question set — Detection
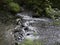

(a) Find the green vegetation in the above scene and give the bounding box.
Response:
[0,0,21,13]
[0,0,60,19]
[8,2,21,12]
[45,5,60,19]
[53,19,60,26]
[20,39,43,45]
[0,0,60,23]
[14,0,60,19]
[0,0,21,24]
[17,0,51,17]
[50,0,60,9]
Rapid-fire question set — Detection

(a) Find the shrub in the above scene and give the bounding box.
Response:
[8,2,21,12]
[45,5,60,19]
[53,19,60,26]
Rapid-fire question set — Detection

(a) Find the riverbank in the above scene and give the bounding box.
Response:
[0,22,16,45]
[0,10,17,45]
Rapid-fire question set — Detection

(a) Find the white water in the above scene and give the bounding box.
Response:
[21,18,39,40]
[16,13,59,45]
[15,12,52,41]
[5,12,60,45]
[17,13,49,21]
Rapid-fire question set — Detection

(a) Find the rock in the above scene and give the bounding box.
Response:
[14,31,24,41]
[21,25,25,27]
[26,33,30,36]
[16,19,22,25]
[32,15,40,18]
[32,13,40,18]
[24,27,28,31]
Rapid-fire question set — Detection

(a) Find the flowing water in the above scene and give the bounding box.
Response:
[16,12,60,45]
[0,11,60,45]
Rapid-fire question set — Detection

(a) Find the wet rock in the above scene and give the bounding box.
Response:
[32,15,40,18]
[14,31,24,41]
[21,25,25,27]
[24,27,28,31]
[16,19,22,25]
[27,33,30,36]
[13,30,20,33]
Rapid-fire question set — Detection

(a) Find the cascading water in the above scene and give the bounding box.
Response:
[5,12,60,45]
[14,14,40,42]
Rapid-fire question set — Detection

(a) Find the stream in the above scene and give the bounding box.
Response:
[16,12,60,45]
[0,11,60,45]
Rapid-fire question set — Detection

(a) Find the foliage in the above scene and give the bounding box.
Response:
[15,0,60,19]
[53,19,60,26]
[25,0,50,13]
[8,2,21,12]
[49,0,60,9]
[45,5,60,19]
[0,0,60,19]
[20,39,43,45]
[15,0,51,16]
[0,0,21,13]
